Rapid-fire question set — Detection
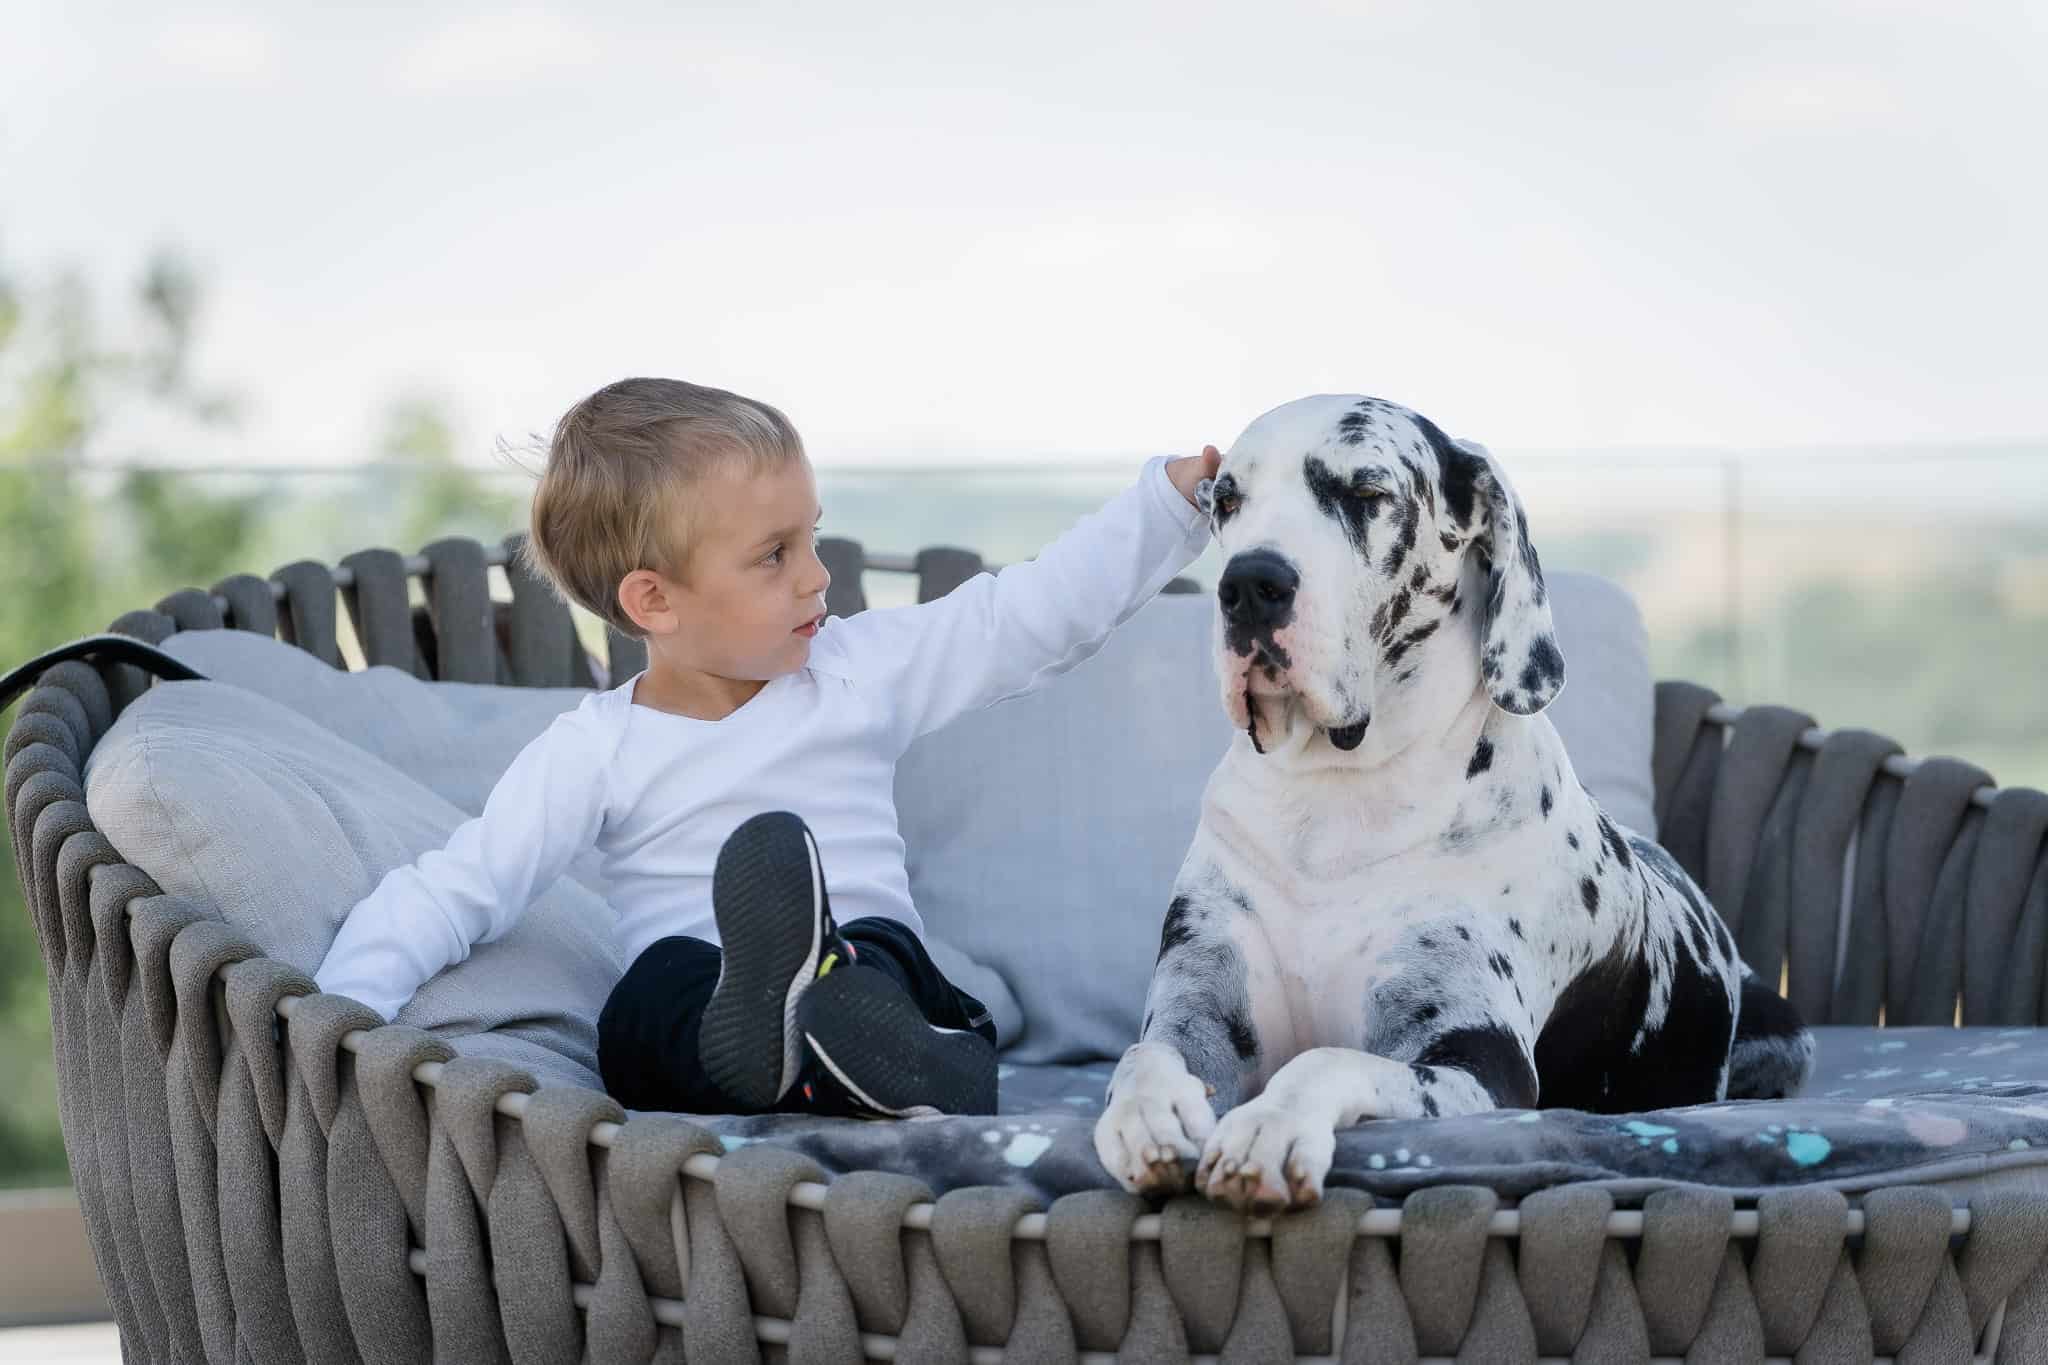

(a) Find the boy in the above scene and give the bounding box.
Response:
[314,377,1217,1117]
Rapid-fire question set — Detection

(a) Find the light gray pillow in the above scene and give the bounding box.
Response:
[158,630,618,902]
[1545,572,1658,840]
[151,627,1027,1047]
[894,570,1657,1064]
[85,679,620,1089]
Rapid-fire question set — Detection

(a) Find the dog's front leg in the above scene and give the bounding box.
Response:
[1094,887,1264,1196]
[1196,1045,1508,1214]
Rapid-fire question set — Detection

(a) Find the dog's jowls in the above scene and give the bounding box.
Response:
[1094,395,1814,1215]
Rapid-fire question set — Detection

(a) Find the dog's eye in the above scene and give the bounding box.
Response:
[1204,480,1241,520]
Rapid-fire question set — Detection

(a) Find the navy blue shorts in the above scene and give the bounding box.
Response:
[597,917,995,1114]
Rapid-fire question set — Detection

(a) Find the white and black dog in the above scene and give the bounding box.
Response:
[1094,395,1814,1215]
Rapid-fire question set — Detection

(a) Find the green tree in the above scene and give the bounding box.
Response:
[1,247,540,1186]
[0,246,253,1184]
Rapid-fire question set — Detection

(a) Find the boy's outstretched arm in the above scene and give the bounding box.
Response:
[313,706,615,1021]
[824,447,1219,749]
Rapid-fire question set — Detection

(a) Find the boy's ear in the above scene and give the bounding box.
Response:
[617,569,678,637]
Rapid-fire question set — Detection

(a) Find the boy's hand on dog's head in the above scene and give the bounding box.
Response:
[1167,445,1223,510]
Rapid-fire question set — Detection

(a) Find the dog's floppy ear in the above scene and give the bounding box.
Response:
[1453,437,1564,715]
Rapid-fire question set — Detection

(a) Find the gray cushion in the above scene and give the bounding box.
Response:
[152,627,1027,1048]
[894,570,1658,1064]
[84,678,620,1088]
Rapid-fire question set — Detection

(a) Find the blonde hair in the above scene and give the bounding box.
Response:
[515,378,806,639]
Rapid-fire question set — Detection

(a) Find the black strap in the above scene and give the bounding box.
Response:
[0,634,211,715]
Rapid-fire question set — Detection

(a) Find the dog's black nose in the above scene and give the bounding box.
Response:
[1218,550,1299,627]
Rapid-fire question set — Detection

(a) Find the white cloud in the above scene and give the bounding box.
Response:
[393,10,604,93]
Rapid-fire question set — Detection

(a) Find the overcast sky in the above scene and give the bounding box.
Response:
[8,1,2044,468]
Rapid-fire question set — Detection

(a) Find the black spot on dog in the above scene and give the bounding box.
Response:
[1515,503,1547,605]
[1488,951,1514,980]
[1599,814,1634,869]
[1412,1062,1438,1085]
[1382,588,1413,637]
[1508,917,1524,939]
[1410,563,1430,589]
[1304,455,1386,556]
[1420,1091,1440,1117]
[1396,667,1416,684]
[1225,1008,1259,1061]
[1439,531,1460,552]
[1382,493,1420,575]
[1156,895,1197,961]
[1384,619,1439,669]
[1685,911,1713,965]
[1423,416,1483,529]
[1539,919,1737,1112]
[1466,735,1494,779]
[1416,1023,1537,1109]
[1566,831,1580,851]
[1540,786,1553,817]
[1399,454,1437,514]
[1455,925,1471,941]
[1336,403,1376,445]
[1519,634,1564,697]
[1368,600,1389,639]
[1633,836,1726,956]
[1580,878,1600,917]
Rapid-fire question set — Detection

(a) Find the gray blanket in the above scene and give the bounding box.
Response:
[674,1027,2048,1206]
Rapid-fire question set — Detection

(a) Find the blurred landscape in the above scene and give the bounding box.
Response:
[2,255,2044,1192]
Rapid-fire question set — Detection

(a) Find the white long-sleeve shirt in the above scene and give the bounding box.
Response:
[314,455,1211,1021]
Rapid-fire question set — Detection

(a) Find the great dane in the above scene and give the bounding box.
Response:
[1094,395,1813,1214]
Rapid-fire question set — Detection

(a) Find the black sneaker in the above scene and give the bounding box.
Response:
[792,966,998,1117]
[699,811,858,1111]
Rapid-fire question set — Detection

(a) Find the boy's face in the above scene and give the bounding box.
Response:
[636,458,831,680]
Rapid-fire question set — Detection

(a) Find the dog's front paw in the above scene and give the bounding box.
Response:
[1093,1043,1216,1197]
[1195,1099,1336,1216]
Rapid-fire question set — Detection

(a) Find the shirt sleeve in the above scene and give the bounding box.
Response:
[312,705,614,1021]
[822,454,1211,749]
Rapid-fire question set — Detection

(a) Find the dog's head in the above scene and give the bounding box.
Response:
[1207,394,1563,756]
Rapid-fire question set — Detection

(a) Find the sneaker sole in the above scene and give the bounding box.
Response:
[700,813,826,1110]
[798,968,998,1116]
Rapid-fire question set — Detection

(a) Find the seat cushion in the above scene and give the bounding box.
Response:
[658,1028,2048,1208]
[894,571,1659,1064]
[150,627,1027,1048]
[84,677,620,1088]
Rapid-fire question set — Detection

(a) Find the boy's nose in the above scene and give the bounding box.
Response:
[803,546,832,597]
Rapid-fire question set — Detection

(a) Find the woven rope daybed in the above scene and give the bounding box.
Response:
[8,531,2048,1364]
